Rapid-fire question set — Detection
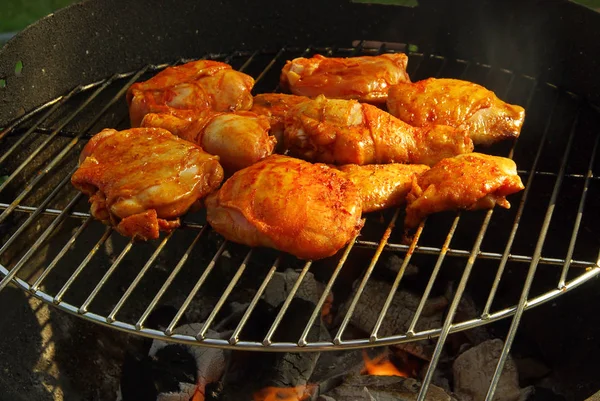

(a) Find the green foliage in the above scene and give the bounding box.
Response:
[573,0,600,8]
[14,60,23,75]
[1,0,76,33]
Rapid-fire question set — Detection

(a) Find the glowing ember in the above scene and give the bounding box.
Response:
[253,385,314,401]
[362,350,408,377]
[191,387,203,401]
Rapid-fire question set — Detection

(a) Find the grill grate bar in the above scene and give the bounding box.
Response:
[407,215,459,335]
[4,126,91,140]
[0,165,77,257]
[365,242,593,267]
[481,89,560,317]
[0,91,76,166]
[370,222,424,341]
[54,227,113,304]
[0,82,106,198]
[253,47,286,85]
[0,191,82,292]
[485,109,580,400]
[298,233,359,347]
[197,249,253,340]
[107,231,175,323]
[78,240,134,314]
[136,227,210,330]
[0,96,66,141]
[30,216,93,293]
[0,204,90,218]
[418,209,495,401]
[229,258,280,345]
[518,170,599,180]
[236,51,259,71]
[334,208,400,345]
[263,261,312,346]
[558,133,599,288]
[163,231,223,335]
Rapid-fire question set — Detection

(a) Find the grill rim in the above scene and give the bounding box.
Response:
[1,44,600,401]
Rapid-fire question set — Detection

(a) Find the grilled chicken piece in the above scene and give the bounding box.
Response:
[338,163,430,213]
[404,153,525,228]
[250,93,308,149]
[280,53,410,104]
[72,128,224,240]
[206,155,363,260]
[141,110,275,173]
[387,78,525,146]
[127,60,254,127]
[284,95,473,166]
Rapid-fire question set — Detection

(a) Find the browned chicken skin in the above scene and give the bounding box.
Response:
[250,93,308,149]
[284,95,473,166]
[127,60,254,127]
[280,53,410,104]
[206,155,363,260]
[71,128,224,240]
[387,78,525,146]
[338,163,430,213]
[141,109,275,174]
[404,153,525,229]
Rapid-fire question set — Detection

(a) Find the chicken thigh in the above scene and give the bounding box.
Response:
[127,60,254,127]
[72,128,224,240]
[387,78,525,146]
[404,153,525,228]
[284,95,473,166]
[206,155,363,260]
[280,53,410,103]
[338,163,430,213]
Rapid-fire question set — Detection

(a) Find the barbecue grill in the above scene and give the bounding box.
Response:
[1,0,599,400]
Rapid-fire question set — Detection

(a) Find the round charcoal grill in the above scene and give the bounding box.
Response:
[1,1,600,400]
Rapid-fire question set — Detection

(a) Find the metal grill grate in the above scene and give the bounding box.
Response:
[1,43,600,400]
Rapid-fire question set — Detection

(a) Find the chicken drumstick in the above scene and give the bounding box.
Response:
[284,95,473,166]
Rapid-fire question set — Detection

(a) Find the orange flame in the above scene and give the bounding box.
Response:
[253,384,315,401]
[362,350,408,377]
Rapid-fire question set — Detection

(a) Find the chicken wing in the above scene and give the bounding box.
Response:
[250,93,308,149]
[284,95,473,166]
[206,155,363,260]
[338,163,429,213]
[72,128,224,240]
[404,153,525,228]
[387,78,525,146]
[280,53,410,104]
[127,60,254,127]
[141,110,275,174]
